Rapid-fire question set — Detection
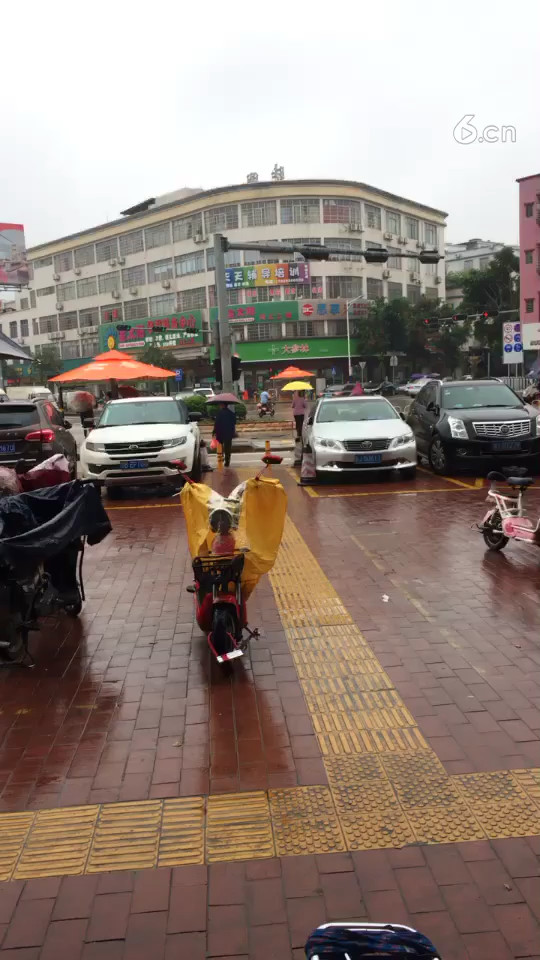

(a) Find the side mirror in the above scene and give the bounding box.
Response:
[64,419,73,429]
[307,415,314,426]
[188,411,203,422]
[399,410,406,420]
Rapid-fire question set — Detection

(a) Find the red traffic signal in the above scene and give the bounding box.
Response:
[452,314,468,322]
[480,308,499,319]
[422,317,432,326]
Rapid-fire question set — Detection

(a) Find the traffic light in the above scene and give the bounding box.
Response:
[231,355,242,381]
[213,358,222,383]
[480,308,499,319]
[422,317,432,326]
[452,314,468,322]
[297,245,330,261]
[363,247,389,264]
[418,250,441,265]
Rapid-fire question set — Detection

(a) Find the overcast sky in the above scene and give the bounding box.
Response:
[2,0,539,250]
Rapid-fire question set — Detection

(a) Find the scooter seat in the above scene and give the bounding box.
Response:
[506,477,534,487]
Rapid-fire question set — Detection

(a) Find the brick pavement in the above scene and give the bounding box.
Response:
[0,466,539,956]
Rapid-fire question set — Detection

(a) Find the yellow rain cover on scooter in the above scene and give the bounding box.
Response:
[181,481,216,558]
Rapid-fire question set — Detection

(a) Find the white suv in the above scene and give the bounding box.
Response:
[79,396,201,496]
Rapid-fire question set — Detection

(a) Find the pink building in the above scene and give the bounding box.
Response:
[516,173,540,350]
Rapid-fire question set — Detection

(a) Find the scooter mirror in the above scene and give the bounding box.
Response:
[304,923,440,959]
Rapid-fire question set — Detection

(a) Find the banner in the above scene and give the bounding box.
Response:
[0,223,29,286]
[502,320,523,364]
[211,337,351,363]
[99,312,204,352]
[225,262,310,289]
[210,301,299,325]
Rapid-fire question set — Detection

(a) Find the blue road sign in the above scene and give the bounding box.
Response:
[514,343,523,352]
[504,344,513,353]
[175,369,184,381]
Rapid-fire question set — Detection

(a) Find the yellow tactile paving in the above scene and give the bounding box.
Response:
[14,806,99,880]
[158,797,205,867]
[269,786,346,856]
[206,791,274,863]
[0,812,34,882]
[86,800,162,874]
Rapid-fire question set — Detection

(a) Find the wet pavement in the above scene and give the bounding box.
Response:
[0,464,539,957]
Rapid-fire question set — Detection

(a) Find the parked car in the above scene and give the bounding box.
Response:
[401,377,433,397]
[406,378,540,475]
[303,396,416,480]
[193,387,215,399]
[0,400,77,476]
[79,396,202,497]
[27,388,54,402]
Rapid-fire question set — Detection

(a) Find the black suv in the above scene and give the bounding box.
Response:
[0,400,77,475]
[407,379,540,475]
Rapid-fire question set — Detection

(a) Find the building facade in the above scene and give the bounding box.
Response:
[5,179,447,385]
[516,173,540,351]
[445,239,520,310]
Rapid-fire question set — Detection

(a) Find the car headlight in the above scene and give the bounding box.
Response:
[162,436,188,448]
[85,441,105,452]
[390,432,414,448]
[314,437,343,450]
[448,416,468,439]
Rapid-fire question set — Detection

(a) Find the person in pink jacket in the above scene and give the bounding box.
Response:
[292,391,308,438]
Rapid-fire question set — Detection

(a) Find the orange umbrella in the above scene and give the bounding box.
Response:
[270,365,315,380]
[49,349,176,382]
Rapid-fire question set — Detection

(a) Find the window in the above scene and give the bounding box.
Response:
[20,297,29,310]
[121,265,145,289]
[204,204,239,234]
[417,382,437,408]
[33,318,39,335]
[77,276,98,298]
[285,280,323,299]
[79,307,99,329]
[30,290,36,308]
[248,323,274,341]
[100,270,121,294]
[367,278,383,299]
[327,276,363,299]
[39,315,57,334]
[292,321,314,338]
[425,223,438,247]
[96,238,119,262]
[62,340,81,360]
[525,250,534,264]
[101,303,124,323]
[406,217,419,240]
[208,286,243,307]
[147,258,174,283]
[37,286,55,297]
[322,199,362,225]
[174,251,205,277]
[424,286,439,299]
[100,398,188,427]
[525,298,535,313]
[33,255,53,270]
[387,247,402,270]
[149,293,176,317]
[119,230,144,256]
[53,251,73,273]
[365,204,381,230]
[324,238,364,261]
[74,244,95,268]
[386,211,400,234]
[178,287,207,310]
[59,311,78,332]
[172,213,203,242]
[406,284,421,304]
[145,222,171,250]
[20,319,29,337]
[424,262,437,276]
[9,320,17,338]
[56,281,76,302]
[327,320,347,336]
[206,247,242,270]
[280,198,320,225]
[241,200,277,228]
[525,203,534,218]
[463,259,474,271]
[245,287,282,303]
[81,337,99,356]
[124,299,147,321]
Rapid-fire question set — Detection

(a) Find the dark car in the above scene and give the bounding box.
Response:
[0,400,77,476]
[407,379,540,475]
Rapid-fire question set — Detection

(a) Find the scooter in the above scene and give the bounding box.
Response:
[305,922,440,958]
[257,400,275,419]
[181,454,286,664]
[479,466,540,552]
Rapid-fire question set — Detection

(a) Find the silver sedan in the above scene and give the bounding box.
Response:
[303,396,417,479]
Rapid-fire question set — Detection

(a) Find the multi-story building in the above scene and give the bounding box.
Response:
[445,239,520,309]
[6,179,447,387]
[516,173,540,351]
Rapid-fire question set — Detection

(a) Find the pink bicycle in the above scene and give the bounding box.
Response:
[480,467,540,552]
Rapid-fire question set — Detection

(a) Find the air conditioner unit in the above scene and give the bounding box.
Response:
[129,287,138,296]
[409,271,420,282]
[383,232,393,241]
[49,331,65,341]
[109,258,118,267]
[111,290,121,299]
[193,231,208,244]
[78,325,98,335]
[74,267,81,275]
[56,302,64,311]
[18,338,26,345]
[161,279,171,289]
[416,241,425,250]
[435,275,442,284]
[53,273,60,281]
[398,236,407,245]
[117,256,126,265]
[349,222,364,233]
[382,269,391,279]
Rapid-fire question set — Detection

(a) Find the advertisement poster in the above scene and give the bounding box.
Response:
[0,223,29,287]
[502,320,523,364]
[225,262,310,289]
[100,312,203,352]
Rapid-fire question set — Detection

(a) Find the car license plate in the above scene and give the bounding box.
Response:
[0,443,16,454]
[355,454,382,464]
[492,441,521,452]
[120,460,148,470]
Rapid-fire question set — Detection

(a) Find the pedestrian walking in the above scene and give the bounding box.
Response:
[292,391,308,438]
[213,402,236,467]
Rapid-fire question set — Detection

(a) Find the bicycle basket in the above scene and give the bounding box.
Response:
[192,553,245,591]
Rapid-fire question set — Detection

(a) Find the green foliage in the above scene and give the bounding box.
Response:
[459,247,520,351]
[183,394,247,421]
[32,346,61,382]
[183,393,208,415]
[139,345,166,368]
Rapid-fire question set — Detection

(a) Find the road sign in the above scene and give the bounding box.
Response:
[331,367,336,376]
[502,321,522,364]
[390,355,398,367]
[175,369,184,381]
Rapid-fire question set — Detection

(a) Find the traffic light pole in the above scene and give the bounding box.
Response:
[213,233,234,393]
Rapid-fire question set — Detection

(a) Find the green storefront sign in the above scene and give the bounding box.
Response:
[99,312,204,352]
[209,301,299,324]
[210,337,352,364]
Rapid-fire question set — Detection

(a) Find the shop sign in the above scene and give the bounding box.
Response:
[225,262,310,289]
[99,312,204,351]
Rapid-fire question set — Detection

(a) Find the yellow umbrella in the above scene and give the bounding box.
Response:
[280,380,313,392]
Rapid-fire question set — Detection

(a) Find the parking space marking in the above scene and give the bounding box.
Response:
[417,464,477,489]
[319,486,474,499]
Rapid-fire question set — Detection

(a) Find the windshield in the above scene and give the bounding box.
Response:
[317,400,399,423]
[0,405,39,428]
[97,400,188,427]
[442,384,522,410]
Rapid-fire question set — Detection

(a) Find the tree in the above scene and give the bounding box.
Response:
[461,247,520,353]
[139,345,166,367]
[32,345,61,383]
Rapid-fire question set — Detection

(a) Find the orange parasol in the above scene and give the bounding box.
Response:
[270,365,315,380]
[49,349,176,383]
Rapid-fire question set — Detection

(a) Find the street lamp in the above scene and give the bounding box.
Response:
[345,295,368,379]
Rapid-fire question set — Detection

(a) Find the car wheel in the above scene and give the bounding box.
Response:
[106,486,122,500]
[401,465,417,480]
[428,437,450,475]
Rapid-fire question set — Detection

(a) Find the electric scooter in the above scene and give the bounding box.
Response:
[479,466,540,552]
